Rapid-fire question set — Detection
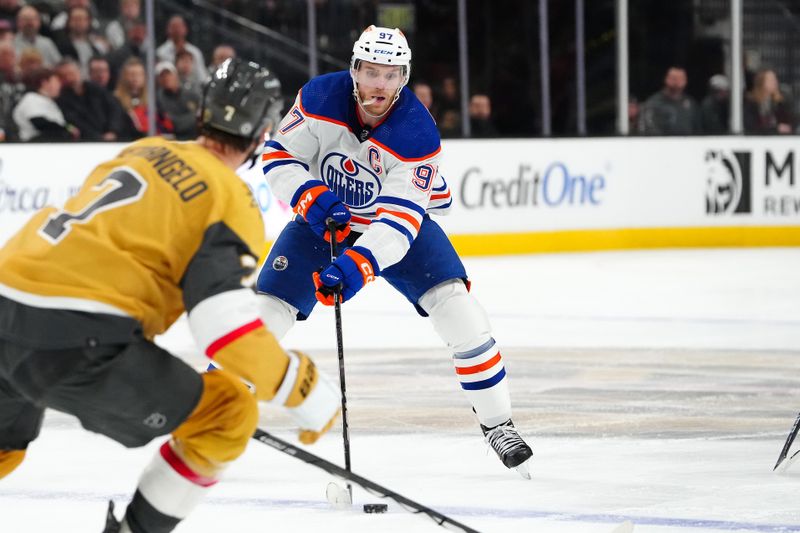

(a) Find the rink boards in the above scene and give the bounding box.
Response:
[1,137,799,255]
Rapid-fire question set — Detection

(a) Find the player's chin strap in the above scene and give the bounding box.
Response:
[350,69,404,120]
[352,87,401,120]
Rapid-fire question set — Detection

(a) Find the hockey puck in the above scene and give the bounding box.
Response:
[363,503,388,514]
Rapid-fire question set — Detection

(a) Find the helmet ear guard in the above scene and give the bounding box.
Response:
[200,58,282,143]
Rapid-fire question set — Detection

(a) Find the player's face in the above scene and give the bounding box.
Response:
[355,62,403,115]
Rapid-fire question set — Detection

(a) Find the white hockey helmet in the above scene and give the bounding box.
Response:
[351,25,412,79]
[350,26,412,116]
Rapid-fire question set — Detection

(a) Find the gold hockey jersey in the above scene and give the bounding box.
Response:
[0,136,265,340]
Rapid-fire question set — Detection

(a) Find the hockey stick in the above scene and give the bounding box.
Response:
[773,411,800,471]
[327,219,352,500]
[251,428,481,533]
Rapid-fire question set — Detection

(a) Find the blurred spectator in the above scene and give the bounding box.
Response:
[438,109,461,139]
[700,74,730,134]
[175,48,201,100]
[743,69,795,135]
[0,37,16,81]
[104,0,140,50]
[18,47,44,77]
[412,80,437,118]
[208,43,235,74]
[0,19,13,42]
[88,55,110,89]
[438,75,459,117]
[12,66,77,140]
[50,0,100,34]
[54,6,106,78]
[628,95,640,134]
[113,56,147,137]
[468,93,498,138]
[0,39,23,140]
[155,60,198,140]
[156,15,207,86]
[638,66,701,135]
[55,57,124,140]
[0,0,20,32]
[14,5,62,67]
[105,19,145,87]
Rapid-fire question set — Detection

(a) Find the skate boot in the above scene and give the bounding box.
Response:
[102,501,130,533]
[481,419,533,479]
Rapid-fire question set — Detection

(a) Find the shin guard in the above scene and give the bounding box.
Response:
[420,280,512,427]
[126,371,257,532]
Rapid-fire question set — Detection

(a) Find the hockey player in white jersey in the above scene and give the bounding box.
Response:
[257,25,532,477]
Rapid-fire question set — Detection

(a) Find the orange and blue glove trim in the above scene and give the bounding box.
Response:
[291,180,351,243]
[313,246,379,305]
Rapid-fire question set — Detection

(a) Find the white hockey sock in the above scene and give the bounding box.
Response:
[256,294,298,341]
[136,442,218,521]
[453,337,512,428]
[419,280,513,427]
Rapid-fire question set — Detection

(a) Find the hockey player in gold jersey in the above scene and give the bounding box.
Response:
[0,59,341,533]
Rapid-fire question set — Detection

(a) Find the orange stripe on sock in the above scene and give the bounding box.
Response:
[455,352,502,375]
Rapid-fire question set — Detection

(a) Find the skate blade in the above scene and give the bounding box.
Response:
[514,458,532,480]
[774,449,800,475]
[326,481,352,509]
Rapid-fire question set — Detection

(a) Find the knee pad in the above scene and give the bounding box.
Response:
[419,280,492,353]
[257,294,298,341]
[0,449,26,480]
[171,370,258,476]
[271,350,340,444]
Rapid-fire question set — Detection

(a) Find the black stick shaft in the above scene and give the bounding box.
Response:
[774,411,800,470]
[252,428,481,533]
[327,220,352,495]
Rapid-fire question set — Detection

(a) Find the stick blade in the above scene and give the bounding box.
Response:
[774,449,800,474]
[774,412,800,472]
[609,520,635,533]
[326,481,352,509]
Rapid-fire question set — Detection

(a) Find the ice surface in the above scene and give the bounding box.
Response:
[2,248,799,532]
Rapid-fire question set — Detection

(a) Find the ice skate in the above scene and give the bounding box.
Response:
[481,419,532,479]
[102,501,130,533]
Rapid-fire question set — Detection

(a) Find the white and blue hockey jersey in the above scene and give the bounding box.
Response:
[262,70,452,271]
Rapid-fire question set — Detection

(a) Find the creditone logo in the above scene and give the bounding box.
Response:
[0,159,81,214]
[459,161,606,209]
[320,152,381,208]
[704,150,751,214]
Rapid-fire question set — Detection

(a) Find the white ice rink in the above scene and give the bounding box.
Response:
[2,247,800,533]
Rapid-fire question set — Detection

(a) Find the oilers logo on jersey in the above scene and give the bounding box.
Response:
[321,152,381,208]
